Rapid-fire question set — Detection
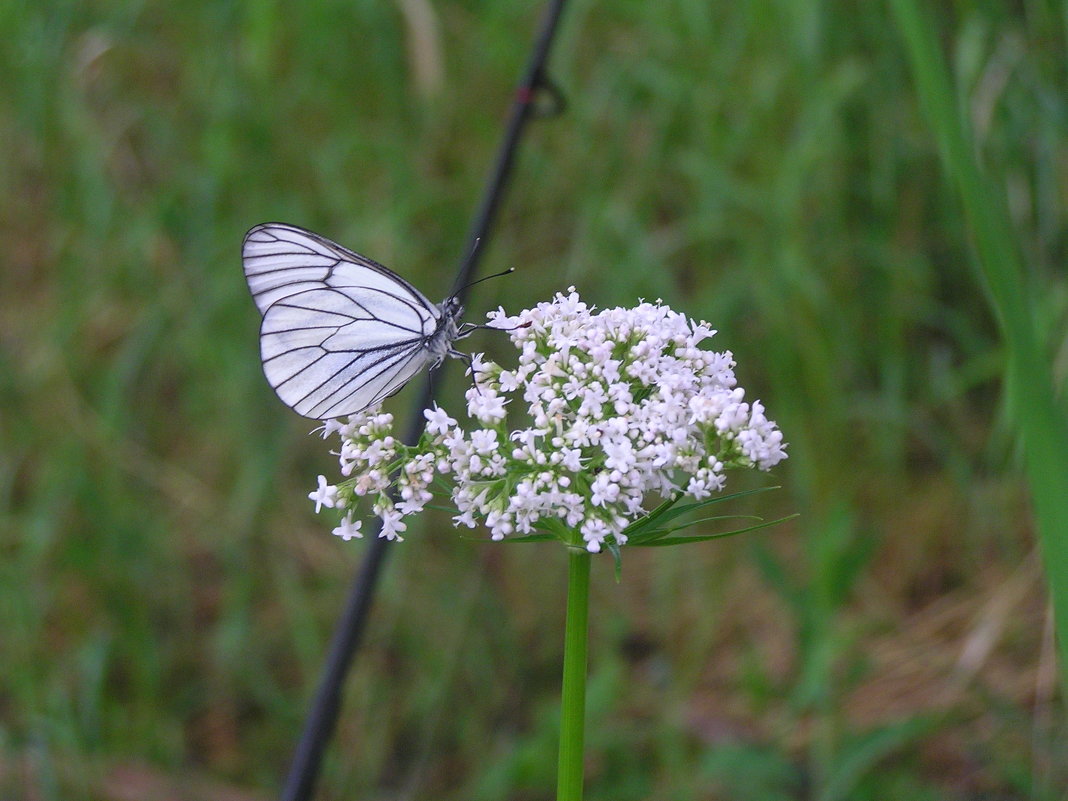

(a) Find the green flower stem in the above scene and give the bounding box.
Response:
[557,547,591,801]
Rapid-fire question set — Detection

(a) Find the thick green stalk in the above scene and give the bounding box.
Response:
[557,548,591,801]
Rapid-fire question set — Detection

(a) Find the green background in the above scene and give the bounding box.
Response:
[2,0,1066,798]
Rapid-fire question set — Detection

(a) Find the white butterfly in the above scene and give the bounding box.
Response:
[242,222,471,420]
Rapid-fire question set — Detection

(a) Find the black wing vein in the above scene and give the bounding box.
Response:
[243,222,453,419]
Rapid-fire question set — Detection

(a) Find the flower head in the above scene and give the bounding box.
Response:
[310,289,787,553]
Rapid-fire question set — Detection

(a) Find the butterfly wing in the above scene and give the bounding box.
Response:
[243,222,441,419]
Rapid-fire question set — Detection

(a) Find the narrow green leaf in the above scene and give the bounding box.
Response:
[629,514,764,545]
[623,486,784,543]
[426,504,460,514]
[663,514,766,533]
[634,514,798,546]
[492,533,557,544]
[651,486,782,524]
[818,717,938,801]
[891,0,1068,689]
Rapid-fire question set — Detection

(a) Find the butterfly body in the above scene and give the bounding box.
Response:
[243,222,468,420]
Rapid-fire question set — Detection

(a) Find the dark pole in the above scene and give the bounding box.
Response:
[449,0,569,299]
[280,3,569,798]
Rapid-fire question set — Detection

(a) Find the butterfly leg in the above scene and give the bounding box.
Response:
[448,347,486,398]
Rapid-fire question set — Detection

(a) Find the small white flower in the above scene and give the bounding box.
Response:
[580,517,612,553]
[590,474,620,507]
[486,306,523,330]
[424,404,458,436]
[379,506,408,541]
[602,438,635,473]
[315,418,347,439]
[497,369,521,392]
[466,386,507,423]
[454,508,478,528]
[332,514,363,540]
[309,475,338,513]
[470,428,499,455]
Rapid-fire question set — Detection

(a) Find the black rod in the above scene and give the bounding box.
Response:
[280,3,569,798]
[450,0,569,300]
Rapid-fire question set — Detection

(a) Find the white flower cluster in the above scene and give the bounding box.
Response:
[310,288,787,553]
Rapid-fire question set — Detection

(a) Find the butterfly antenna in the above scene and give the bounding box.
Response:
[456,265,515,296]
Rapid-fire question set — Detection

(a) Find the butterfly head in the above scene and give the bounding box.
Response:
[440,295,465,325]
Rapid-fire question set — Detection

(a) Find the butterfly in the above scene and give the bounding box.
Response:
[242,222,473,420]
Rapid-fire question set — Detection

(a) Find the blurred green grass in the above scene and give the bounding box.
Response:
[2,1,1066,799]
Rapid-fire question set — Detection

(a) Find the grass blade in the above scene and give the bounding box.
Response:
[890,0,1068,686]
